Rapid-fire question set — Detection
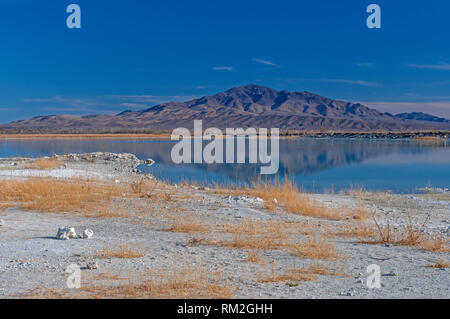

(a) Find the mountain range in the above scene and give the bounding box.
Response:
[2,85,450,133]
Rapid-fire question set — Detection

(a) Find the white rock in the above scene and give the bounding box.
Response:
[56,227,77,240]
[233,196,264,204]
[80,229,94,239]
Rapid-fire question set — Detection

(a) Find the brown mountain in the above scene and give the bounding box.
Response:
[2,85,450,133]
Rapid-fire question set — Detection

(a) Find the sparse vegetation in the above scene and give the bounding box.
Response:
[80,261,237,299]
[426,259,449,269]
[96,244,145,259]
[0,178,129,217]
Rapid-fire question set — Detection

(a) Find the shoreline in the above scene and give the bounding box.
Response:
[0,130,449,140]
[0,153,448,298]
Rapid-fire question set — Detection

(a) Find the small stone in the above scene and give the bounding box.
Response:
[80,229,94,239]
[86,262,98,270]
[56,227,77,240]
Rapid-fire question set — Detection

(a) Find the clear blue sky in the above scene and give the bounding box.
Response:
[1,0,450,123]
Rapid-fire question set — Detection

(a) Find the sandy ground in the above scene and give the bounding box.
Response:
[0,153,448,299]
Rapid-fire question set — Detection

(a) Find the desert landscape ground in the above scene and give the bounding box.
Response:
[0,153,448,299]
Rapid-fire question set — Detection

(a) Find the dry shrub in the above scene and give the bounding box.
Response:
[22,158,64,170]
[130,178,145,195]
[96,244,145,259]
[352,191,370,221]
[0,178,127,217]
[81,262,237,299]
[365,215,448,253]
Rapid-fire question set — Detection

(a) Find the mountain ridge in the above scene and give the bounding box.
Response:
[2,85,450,133]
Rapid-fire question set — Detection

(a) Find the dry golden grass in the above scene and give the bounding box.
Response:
[96,244,145,259]
[22,158,64,170]
[257,270,317,284]
[211,232,288,251]
[419,234,448,253]
[166,216,208,234]
[298,261,348,277]
[0,178,129,217]
[243,249,266,264]
[330,222,377,239]
[221,218,313,237]
[256,260,346,284]
[414,136,445,141]
[363,217,449,253]
[426,259,449,269]
[289,235,341,260]
[81,262,237,299]
[216,179,357,220]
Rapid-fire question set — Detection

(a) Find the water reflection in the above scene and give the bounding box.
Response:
[1,138,449,192]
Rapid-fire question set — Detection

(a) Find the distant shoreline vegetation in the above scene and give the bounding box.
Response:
[0,131,449,140]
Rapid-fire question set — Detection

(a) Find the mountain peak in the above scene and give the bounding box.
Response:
[2,85,450,133]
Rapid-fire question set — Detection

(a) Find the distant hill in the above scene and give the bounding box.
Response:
[394,112,450,123]
[2,85,450,133]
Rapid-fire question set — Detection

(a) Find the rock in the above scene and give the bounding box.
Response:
[86,262,98,270]
[145,158,155,166]
[233,196,264,205]
[56,227,77,240]
[80,229,94,239]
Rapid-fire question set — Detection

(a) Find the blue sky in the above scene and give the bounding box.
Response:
[1,0,450,123]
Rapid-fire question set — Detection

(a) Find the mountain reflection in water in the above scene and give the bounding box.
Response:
[1,138,449,193]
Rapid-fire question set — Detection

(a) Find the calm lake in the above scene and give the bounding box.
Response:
[1,138,450,193]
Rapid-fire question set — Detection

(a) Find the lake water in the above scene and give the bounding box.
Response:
[1,138,450,193]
